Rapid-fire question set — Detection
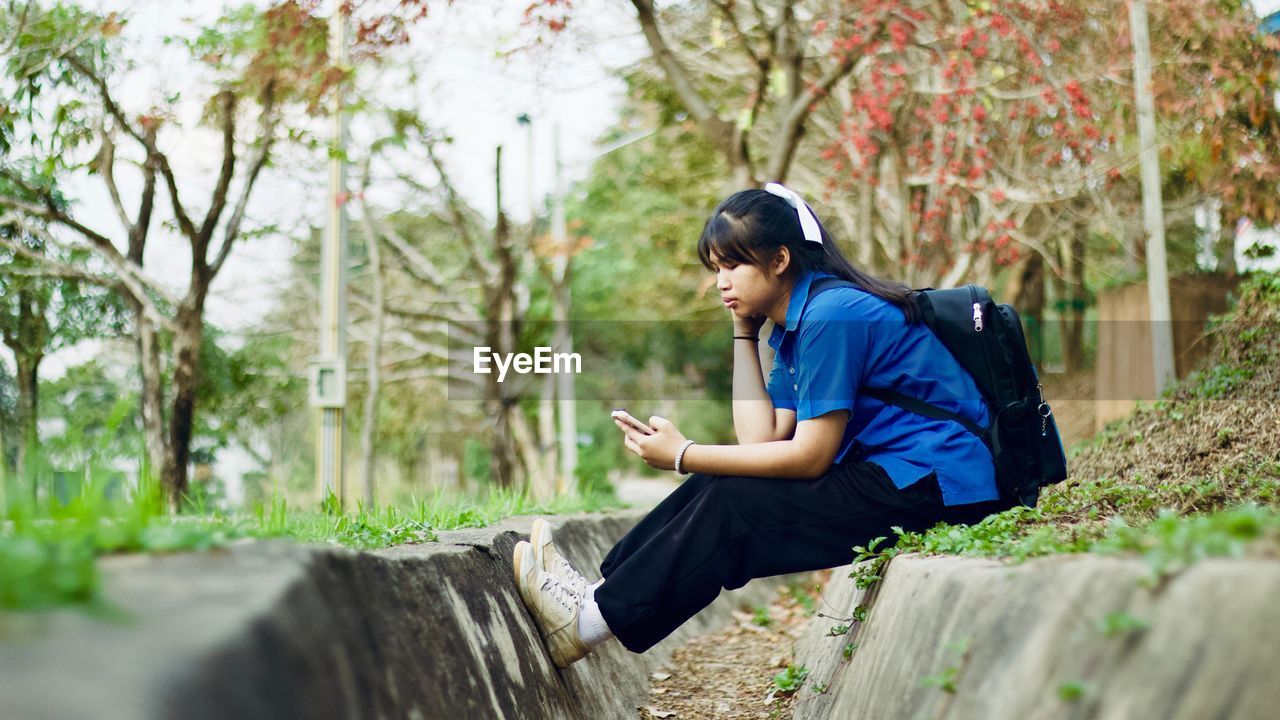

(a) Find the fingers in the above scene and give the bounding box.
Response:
[622,432,642,456]
[614,417,646,452]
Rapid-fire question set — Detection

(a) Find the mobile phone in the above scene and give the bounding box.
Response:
[611,408,655,435]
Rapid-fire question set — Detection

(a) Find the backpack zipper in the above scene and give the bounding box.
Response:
[969,286,998,435]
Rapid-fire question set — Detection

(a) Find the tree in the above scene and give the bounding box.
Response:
[0,1,442,509]
[0,225,128,496]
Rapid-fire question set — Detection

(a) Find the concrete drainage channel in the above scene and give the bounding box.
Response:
[0,510,804,720]
[791,553,1280,719]
[6,510,1279,720]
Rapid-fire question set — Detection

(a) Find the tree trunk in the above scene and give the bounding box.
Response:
[131,302,169,489]
[536,372,558,501]
[163,305,203,512]
[1062,228,1087,374]
[1217,210,1238,277]
[1005,253,1046,366]
[360,228,385,508]
[483,146,529,490]
[13,350,40,503]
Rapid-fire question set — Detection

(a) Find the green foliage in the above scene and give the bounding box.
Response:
[1097,611,1149,637]
[850,535,899,588]
[826,624,850,637]
[921,666,960,693]
[1058,681,1086,702]
[751,604,773,628]
[851,603,869,623]
[0,476,624,612]
[785,580,817,614]
[842,642,858,662]
[772,664,809,694]
[462,439,492,486]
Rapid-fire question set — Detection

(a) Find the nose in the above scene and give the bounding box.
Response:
[716,267,731,290]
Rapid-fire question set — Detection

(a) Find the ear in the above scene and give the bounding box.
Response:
[771,246,791,278]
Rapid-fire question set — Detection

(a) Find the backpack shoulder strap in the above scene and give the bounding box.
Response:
[802,276,989,441]
[862,387,988,441]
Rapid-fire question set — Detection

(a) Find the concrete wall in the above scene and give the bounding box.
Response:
[792,554,1280,720]
[0,511,800,720]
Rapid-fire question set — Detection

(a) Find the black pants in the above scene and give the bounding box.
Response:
[594,460,1008,654]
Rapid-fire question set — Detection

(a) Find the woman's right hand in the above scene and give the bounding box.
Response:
[733,312,767,339]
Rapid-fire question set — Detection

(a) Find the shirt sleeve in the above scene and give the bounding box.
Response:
[794,302,871,421]
[765,351,797,411]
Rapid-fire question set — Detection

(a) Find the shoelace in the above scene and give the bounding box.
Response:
[555,557,588,593]
[540,573,580,611]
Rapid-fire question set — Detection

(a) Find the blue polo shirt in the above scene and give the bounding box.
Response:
[765,270,998,505]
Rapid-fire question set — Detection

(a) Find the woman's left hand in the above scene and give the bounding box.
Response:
[613,415,688,471]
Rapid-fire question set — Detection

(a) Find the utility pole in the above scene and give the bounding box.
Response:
[520,112,558,501]
[311,6,350,505]
[1129,0,1177,395]
[550,121,578,494]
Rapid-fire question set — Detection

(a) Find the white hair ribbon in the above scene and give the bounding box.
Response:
[764,182,823,245]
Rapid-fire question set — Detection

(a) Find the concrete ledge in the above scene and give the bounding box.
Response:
[793,553,1280,720]
[0,510,802,720]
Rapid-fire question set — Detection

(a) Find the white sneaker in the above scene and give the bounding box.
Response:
[530,518,591,598]
[512,540,591,668]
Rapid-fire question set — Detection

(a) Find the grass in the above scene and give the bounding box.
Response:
[0,474,625,613]
[864,272,1280,574]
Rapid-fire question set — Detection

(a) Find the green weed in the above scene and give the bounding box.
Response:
[772,664,809,694]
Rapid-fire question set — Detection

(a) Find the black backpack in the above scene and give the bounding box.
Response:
[808,277,1068,508]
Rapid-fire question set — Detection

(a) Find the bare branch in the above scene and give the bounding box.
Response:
[630,0,737,157]
[0,212,176,330]
[97,124,133,232]
[210,82,280,278]
[197,90,239,260]
[65,53,198,243]
[764,40,864,182]
[420,142,499,282]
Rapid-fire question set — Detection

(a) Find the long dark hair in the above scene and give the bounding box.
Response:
[696,188,920,323]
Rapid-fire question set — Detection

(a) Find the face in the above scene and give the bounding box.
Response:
[709,248,788,319]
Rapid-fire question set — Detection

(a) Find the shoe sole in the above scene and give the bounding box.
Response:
[530,518,550,563]
[512,540,534,612]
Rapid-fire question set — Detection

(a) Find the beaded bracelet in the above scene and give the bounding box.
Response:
[673,439,696,475]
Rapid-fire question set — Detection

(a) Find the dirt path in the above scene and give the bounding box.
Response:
[636,569,831,720]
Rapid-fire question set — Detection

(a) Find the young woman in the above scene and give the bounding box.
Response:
[512,183,1010,669]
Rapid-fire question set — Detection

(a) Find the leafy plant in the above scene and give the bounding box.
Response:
[842,642,858,661]
[851,604,869,623]
[772,664,809,694]
[826,624,850,637]
[850,535,899,589]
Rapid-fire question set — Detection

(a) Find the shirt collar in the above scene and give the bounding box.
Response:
[767,269,831,350]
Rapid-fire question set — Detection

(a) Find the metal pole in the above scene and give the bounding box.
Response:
[1129,0,1176,395]
[551,121,578,493]
[314,7,350,505]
